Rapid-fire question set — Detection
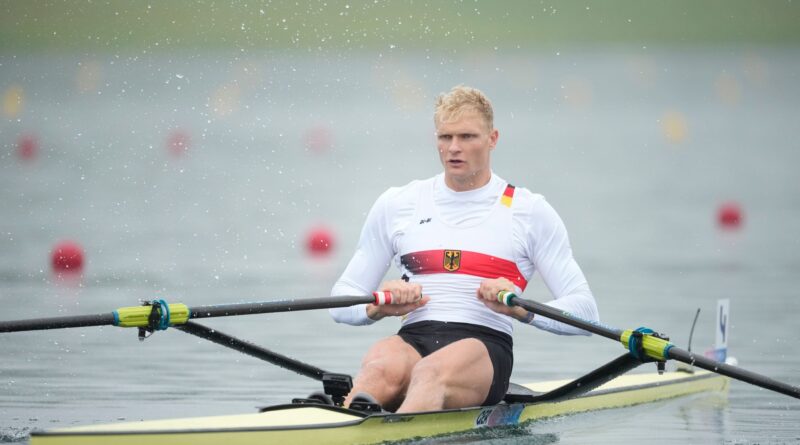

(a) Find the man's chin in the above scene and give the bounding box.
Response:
[444,172,473,185]
[444,170,465,181]
[445,164,467,175]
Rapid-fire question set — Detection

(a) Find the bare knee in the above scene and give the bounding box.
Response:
[359,358,406,392]
[351,337,420,401]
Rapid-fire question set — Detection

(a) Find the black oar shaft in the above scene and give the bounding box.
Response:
[507,294,800,400]
[0,295,378,333]
[0,313,115,333]
[532,354,643,403]
[510,296,623,340]
[176,321,328,381]
[668,347,800,399]
[188,296,376,320]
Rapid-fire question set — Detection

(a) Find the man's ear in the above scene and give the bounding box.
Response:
[489,128,499,150]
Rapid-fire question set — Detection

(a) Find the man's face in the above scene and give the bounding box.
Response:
[435,110,498,191]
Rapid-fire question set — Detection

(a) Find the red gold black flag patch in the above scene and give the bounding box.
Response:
[400,249,528,290]
[443,250,462,272]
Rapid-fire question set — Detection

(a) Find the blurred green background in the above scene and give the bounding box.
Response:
[3,0,800,52]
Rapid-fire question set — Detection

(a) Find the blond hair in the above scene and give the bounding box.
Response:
[434,85,494,130]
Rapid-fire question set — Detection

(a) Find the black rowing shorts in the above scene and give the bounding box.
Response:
[397,320,513,406]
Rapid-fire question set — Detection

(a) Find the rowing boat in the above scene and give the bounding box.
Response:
[1,293,797,444]
[29,367,727,445]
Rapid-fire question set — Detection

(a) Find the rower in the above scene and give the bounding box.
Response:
[329,85,599,412]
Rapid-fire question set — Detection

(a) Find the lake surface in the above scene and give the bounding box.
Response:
[1,47,799,443]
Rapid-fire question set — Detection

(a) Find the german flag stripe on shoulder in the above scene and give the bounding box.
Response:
[501,184,515,207]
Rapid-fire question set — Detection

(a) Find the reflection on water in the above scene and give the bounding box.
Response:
[398,425,558,445]
[1,47,799,444]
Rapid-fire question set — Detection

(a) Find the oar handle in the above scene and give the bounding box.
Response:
[372,291,393,305]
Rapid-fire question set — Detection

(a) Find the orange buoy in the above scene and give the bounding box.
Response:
[3,85,24,118]
[661,111,688,144]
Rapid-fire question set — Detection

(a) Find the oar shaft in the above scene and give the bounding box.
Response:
[505,293,800,400]
[188,296,377,320]
[176,321,329,381]
[0,313,115,333]
[668,347,800,399]
[508,295,623,340]
[0,295,380,333]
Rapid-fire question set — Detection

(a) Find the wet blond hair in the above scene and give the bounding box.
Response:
[434,85,494,131]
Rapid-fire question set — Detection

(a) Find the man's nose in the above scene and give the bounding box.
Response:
[447,137,461,152]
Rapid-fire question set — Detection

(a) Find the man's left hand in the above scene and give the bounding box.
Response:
[477,278,531,322]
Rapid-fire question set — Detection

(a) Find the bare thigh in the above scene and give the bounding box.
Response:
[401,338,493,411]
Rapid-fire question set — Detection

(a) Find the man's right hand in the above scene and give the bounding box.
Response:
[366,280,429,321]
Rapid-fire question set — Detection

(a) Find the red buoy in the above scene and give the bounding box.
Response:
[17,134,38,162]
[167,129,191,157]
[717,202,743,229]
[50,241,85,273]
[306,226,335,255]
[303,125,333,153]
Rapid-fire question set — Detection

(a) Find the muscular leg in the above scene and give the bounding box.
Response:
[397,338,493,413]
[346,335,422,412]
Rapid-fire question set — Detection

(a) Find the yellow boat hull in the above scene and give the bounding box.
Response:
[31,370,728,445]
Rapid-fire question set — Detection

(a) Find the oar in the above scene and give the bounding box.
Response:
[176,320,331,380]
[176,320,354,405]
[0,293,393,333]
[497,291,800,400]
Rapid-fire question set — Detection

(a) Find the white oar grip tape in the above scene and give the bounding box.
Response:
[372,291,393,305]
[497,290,517,306]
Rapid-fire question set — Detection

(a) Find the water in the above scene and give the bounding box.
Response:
[1,47,799,443]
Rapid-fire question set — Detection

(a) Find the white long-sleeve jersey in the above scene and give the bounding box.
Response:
[329,173,598,336]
